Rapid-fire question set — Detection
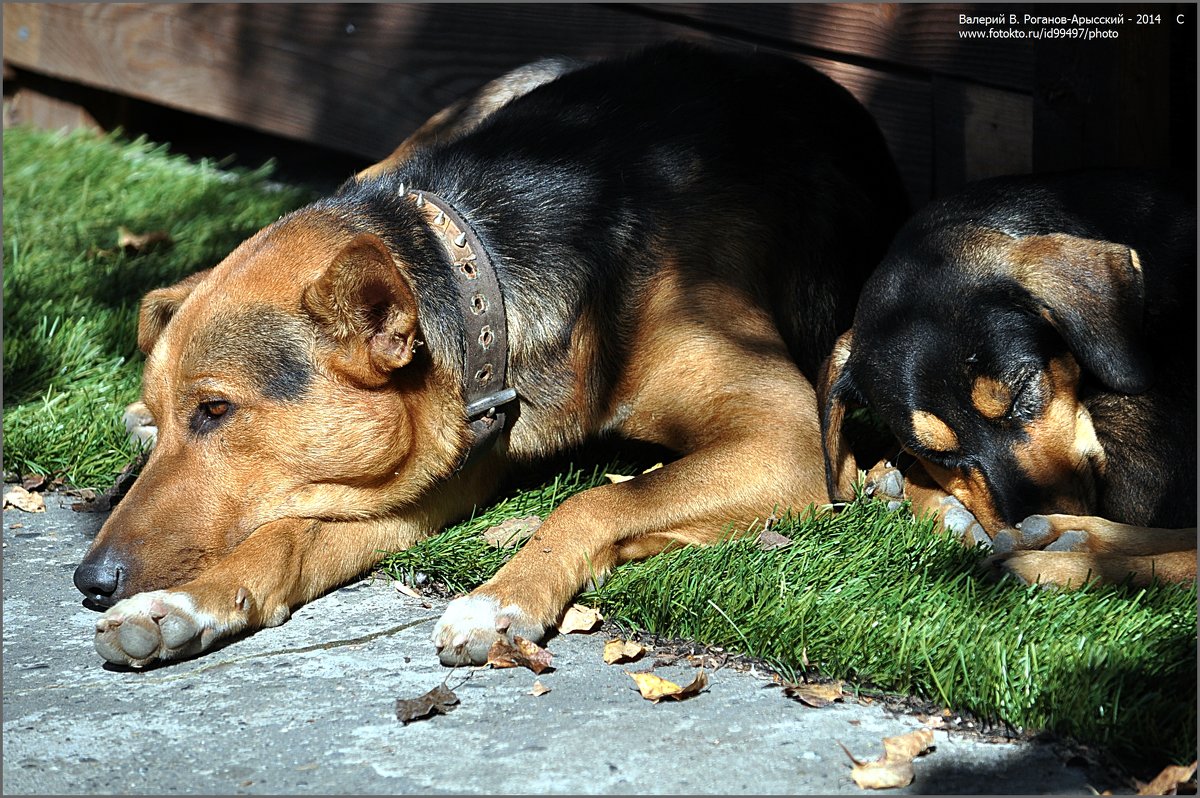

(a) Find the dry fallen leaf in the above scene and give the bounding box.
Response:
[603,639,647,665]
[20,474,47,492]
[394,683,459,724]
[1137,761,1197,795]
[483,515,542,548]
[558,603,603,634]
[393,581,421,598]
[3,486,45,514]
[627,669,709,703]
[529,680,551,697]
[782,680,844,708]
[756,529,794,551]
[486,636,554,674]
[840,728,935,790]
[118,225,173,255]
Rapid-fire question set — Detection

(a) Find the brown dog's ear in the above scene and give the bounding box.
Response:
[301,232,420,383]
[1008,234,1149,393]
[137,269,213,354]
[817,330,860,502]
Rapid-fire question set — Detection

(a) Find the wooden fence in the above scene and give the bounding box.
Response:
[4,3,1195,204]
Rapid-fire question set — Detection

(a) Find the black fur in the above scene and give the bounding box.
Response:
[836,171,1196,527]
[320,43,909,455]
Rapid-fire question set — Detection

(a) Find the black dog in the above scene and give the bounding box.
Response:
[819,171,1196,587]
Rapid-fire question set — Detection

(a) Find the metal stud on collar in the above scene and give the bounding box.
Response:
[403,187,516,470]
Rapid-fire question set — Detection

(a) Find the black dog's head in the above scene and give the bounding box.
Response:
[818,224,1148,532]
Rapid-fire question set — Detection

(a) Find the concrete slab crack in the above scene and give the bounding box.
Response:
[15,615,438,694]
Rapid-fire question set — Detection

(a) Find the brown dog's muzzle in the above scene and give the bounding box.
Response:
[73,544,134,607]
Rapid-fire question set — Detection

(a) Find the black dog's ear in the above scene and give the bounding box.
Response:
[816,331,861,502]
[137,269,213,354]
[1008,234,1150,393]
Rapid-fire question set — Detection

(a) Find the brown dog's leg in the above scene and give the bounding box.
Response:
[92,515,430,667]
[432,280,832,665]
[432,433,824,665]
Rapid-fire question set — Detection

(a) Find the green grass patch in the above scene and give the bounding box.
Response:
[383,465,1196,766]
[3,126,313,485]
[6,126,1195,768]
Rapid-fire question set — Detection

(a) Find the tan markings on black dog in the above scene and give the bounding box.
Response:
[992,549,1196,589]
[819,172,1194,588]
[918,458,1005,533]
[970,375,1012,420]
[817,330,858,501]
[910,410,958,453]
[1009,355,1102,516]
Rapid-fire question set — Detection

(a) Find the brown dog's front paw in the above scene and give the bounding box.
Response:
[431,594,545,667]
[93,590,240,667]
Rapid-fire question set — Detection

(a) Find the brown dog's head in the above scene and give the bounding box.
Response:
[818,225,1148,532]
[74,209,465,605]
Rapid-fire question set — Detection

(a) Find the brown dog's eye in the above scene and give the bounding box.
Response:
[191,400,234,434]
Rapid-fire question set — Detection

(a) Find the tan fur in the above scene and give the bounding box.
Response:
[817,331,858,501]
[1009,355,1101,517]
[910,410,959,453]
[970,375,1012,420]
[470,261,830,627]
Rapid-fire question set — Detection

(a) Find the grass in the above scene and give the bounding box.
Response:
[5,126,1196,769]
[380,462,1197,767]
[3,126,314,484]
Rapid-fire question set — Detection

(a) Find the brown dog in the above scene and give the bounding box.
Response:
[818,171,1196,588]
[74,43,908,667]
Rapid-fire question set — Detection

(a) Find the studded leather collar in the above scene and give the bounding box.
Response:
[402,185,517,466]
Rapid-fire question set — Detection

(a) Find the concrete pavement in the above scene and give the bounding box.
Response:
[3,489,1126,794]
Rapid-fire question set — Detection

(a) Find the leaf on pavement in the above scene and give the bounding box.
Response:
[840,728,935,790]
[483,515,542,548]
[486,636,554,674]
[3,485,45,513]
[395,683,459,724]
[627,669,709,703]
[557,603,603,634]
[782,679,844,708]
[393,580,421,598]
[603,639,647,665]
[529,680,551,697]
[1137,761,1197,795]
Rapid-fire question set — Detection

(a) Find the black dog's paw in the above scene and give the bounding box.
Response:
[991,515,1089,554]
[938,495,991,547]
[864,462,991,547]
[863,461,904,510]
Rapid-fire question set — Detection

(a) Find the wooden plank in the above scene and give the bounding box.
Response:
[634,3,1034,90]
[932,78,1031,196]
[3,3,932,201]
[1032,7,1175,172]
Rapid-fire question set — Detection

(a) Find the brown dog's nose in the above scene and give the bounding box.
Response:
[73,551,127,607]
